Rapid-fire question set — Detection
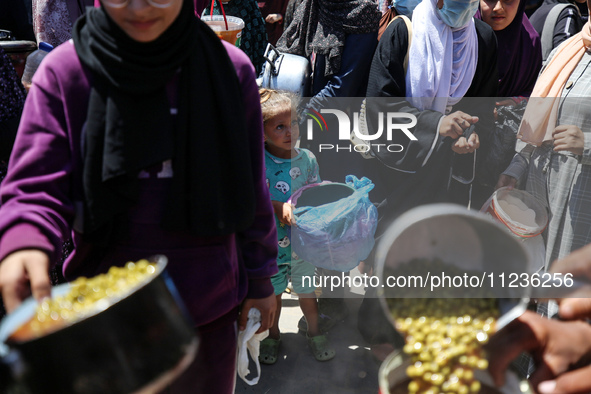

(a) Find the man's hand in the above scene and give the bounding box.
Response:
[238,293,277,334]
[0,249,51,313]
[439,112,479,139]
[550,243,591,319]
[553,125,584,156]
[487,311,591,393]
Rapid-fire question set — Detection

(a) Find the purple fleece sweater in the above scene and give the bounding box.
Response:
[0,40,278,328]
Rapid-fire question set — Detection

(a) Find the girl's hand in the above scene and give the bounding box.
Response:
[271,201,294,226]
[553,125,584,155]
[239,294,277,334]
[439,112,479,139]
[0,249,51,313]
[451,133,479,154]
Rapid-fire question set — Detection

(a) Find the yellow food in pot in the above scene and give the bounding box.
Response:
[9,260,158,341]
[386,260,498,394]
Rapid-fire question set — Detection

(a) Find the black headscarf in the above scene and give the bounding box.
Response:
[276,0,381,77]
[476,0,542,97]
[72,0,255,246]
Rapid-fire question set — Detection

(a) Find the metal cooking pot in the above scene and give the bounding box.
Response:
[378,350,532,394]
[257,44,311,97]
[0,255,198,394]
[0,30,37,79]
[375,204,532,333]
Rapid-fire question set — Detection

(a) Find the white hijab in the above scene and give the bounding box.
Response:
[406,0,478,114]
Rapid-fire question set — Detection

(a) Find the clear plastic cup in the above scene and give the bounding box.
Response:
[202,15,245,46]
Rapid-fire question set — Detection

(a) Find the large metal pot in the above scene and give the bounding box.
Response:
[257,44,311,97]
[0,255,198,394]
[375,204,535,334]
[378,350,532,394]
[0,30,37,79]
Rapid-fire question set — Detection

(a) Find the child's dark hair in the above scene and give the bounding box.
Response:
[259,88,299,123]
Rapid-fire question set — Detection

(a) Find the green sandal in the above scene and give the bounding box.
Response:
[307,333,336,362]
[259,337,281,365]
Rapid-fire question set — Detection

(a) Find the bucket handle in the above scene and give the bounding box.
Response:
[262,44,283,75]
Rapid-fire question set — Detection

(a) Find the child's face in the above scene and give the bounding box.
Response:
[264,107,299,159]
[479,0,519,31]
[101,0,183,42]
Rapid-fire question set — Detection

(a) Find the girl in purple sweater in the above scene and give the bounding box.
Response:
[0,0,278,392]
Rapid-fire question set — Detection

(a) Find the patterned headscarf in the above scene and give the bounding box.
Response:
[33,0,94,47]
[277,0,381,77]
[209,0,268,74]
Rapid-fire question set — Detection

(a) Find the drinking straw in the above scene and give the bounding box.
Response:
[210,0,229,31]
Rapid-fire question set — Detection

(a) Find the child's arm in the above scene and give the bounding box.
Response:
[271,200,294,226]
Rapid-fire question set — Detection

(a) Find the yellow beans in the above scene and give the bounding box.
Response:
[386,259,498,394]
[10,260,158,341]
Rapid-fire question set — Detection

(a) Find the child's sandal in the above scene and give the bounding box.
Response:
[259,337,281,365]
[307,333,335,362]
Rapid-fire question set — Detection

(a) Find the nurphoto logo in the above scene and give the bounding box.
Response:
[305,106,418,153]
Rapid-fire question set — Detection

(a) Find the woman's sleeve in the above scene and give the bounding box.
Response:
[0,57,76,265]
[228,44,279,299]
[502,143,535,186]
[553,8,584,49]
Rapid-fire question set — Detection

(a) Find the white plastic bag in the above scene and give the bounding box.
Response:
[236,308,268,385]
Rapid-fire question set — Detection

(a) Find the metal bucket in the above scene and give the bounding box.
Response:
[257,44,311,97]
[0,255,198,394]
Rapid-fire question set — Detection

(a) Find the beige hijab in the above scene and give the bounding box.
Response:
[518,23,591,146]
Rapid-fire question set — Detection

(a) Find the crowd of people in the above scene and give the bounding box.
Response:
[1,0,591,392]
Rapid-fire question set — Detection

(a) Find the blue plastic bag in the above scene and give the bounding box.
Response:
[291,175,378,272]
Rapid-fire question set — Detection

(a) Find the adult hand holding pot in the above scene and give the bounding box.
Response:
[0,256,199,394]
[551,242,591,317]
[487,243,591,394]
[486,310,591,394]
[0,249,51,313]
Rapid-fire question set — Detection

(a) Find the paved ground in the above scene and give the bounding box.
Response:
[235,291,382,394]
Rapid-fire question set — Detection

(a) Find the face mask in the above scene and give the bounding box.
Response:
[436,0,479,28]
[393,0,421,17]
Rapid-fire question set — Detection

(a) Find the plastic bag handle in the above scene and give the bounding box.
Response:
[345,175,375,194]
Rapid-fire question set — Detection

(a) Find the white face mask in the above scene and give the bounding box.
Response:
[436,0,480,28]
[393,0,422,16]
